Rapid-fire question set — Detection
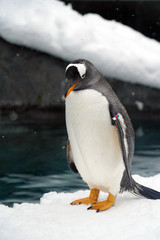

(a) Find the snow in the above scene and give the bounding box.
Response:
[0,174,160,240]
[0,0,160,88]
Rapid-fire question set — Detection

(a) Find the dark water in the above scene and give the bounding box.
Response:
[0,117,160,206]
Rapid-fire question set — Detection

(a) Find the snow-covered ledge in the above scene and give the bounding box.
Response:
[0,0,160,89]
[0,174,160,240]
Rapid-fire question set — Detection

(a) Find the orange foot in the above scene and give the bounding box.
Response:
[88,192,116,212]
[71,189,99,205]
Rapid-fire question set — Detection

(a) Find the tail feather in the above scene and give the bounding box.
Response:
[130,179,160,200]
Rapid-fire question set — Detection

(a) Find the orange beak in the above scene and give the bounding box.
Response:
[66,82,79,98]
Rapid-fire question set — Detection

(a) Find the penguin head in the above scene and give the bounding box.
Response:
[65,59,100,91]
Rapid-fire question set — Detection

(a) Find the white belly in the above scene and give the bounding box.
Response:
[65,89,125,195]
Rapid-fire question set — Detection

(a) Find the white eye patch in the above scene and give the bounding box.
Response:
[66,63,86,79]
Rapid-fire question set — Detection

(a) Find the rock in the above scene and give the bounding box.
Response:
[0,37,160,121]
[107,78,160,120]
[0,37,67,108]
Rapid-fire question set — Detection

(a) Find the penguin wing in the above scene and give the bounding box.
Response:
[66,140,78,173]
[109,105,132,182]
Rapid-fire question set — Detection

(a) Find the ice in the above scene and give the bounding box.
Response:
[0,174,160,240]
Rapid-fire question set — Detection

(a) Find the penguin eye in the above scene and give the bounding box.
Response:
[81,74,85,79]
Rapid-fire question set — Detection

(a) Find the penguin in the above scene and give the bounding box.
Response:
[65,59,160,212]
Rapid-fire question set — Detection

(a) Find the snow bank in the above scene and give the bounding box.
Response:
[0,0,160,88]
[0,174,160,240]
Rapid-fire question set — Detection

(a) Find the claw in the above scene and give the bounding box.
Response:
[87,206,92,210]
[71,201,81,205]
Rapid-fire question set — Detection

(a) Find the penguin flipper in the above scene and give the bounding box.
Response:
[114,116,132,181]
[109,106,160,198]
[66,140,78,173]
[109,105,132,185]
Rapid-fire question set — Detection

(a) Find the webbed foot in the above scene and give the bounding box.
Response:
[88,192,116,212]
[71,189,99,205]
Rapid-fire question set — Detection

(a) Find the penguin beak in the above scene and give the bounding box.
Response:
[66,82,79,98]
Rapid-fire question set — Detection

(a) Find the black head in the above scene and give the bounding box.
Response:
[65,59,101,91]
